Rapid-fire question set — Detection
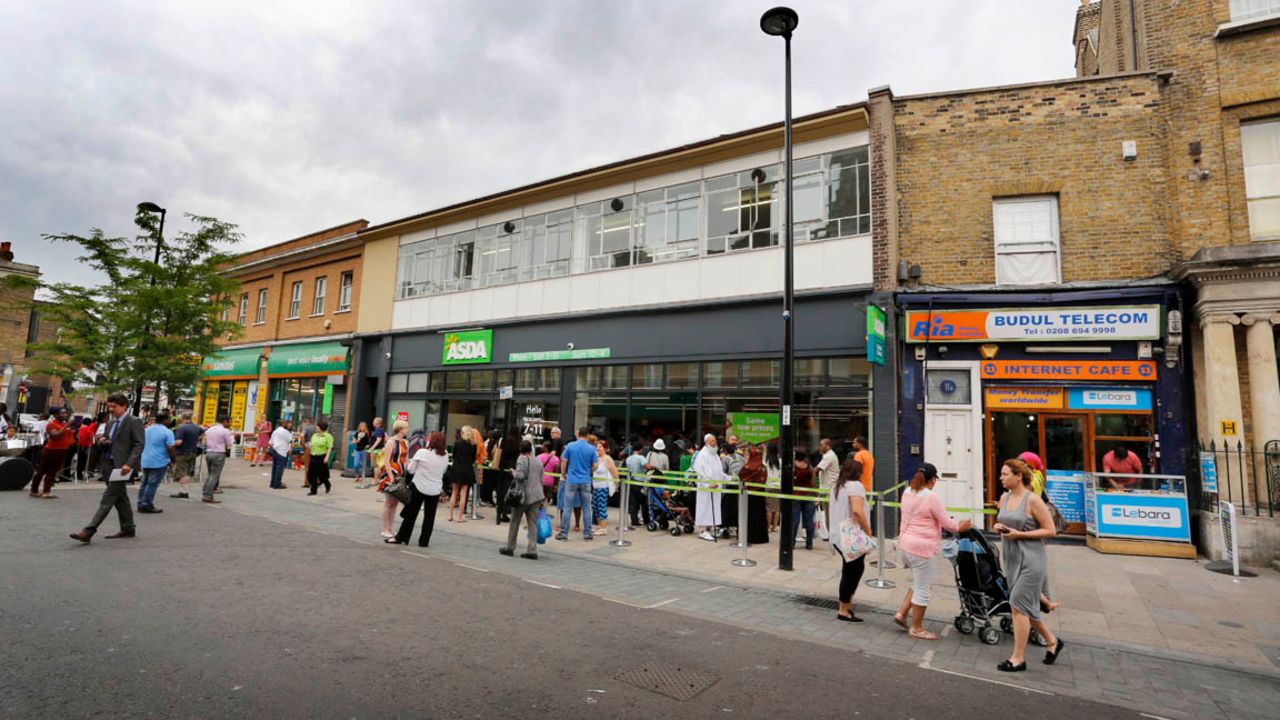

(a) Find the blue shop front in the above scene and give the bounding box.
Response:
[896,286,1191,534]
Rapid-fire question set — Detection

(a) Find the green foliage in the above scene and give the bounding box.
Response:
[7,210,243,405]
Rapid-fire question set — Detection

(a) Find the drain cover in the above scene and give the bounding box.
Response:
[612,661,719,701]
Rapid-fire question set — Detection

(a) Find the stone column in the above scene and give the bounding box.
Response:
[1201,313,1247,504]
[1243,314,1280,504]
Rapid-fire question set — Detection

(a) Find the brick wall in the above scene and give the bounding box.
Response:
[227,250,362,346]
[231,220,367,267]
[891,73,1175,287]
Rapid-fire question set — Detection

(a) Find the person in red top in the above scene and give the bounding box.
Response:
[77,417,98,482]
[31,407,74,498]
[1102,446,1144,489]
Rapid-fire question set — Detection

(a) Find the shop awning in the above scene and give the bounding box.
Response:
[201,348,262,379]
[266,341,349,376]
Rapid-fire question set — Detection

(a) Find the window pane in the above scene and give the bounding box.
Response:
[429,373,445,392]
[795,359,825,386]
[1095,413,1154,438]
[388,373,409,394]
[632,363,663,389]
[496,369,513,388]
[407,373,429,393]
[469,370,494,390]
[539,368,561,391]
[828,357,871,387]
[667,362,697,389]
[445,371,468,391]
[703,361,738,388]
[1248,197,1280,240]
[926,369,971,405]
[741,360,780,388]
[793,173,822,224]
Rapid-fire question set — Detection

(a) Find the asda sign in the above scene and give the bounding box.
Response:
[442,329,493,365]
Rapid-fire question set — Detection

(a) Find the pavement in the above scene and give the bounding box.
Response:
[8,461,1280,719]
[4,485,1142,720]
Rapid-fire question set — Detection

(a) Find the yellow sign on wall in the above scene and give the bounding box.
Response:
[230,382,248,431]
[985,386,1065,410]
[1220,420,1238,437]
[202,382,219,426]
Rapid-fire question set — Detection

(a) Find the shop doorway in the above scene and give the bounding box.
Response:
[925,408,980,513]
[445,398,490,441]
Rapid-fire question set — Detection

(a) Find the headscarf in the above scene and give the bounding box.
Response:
[1018,451,1044,472]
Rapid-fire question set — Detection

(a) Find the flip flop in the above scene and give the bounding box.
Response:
[908,629,939,641]
[893,614,908,630]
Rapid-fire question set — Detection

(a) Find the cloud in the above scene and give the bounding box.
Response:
[0,0,1077,286]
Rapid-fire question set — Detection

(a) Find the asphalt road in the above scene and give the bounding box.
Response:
[1,488,1142,720]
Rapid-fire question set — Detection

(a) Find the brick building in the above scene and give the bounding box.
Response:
[873,0,1280,561]
[0,242,70,418]
[196,220,367,455]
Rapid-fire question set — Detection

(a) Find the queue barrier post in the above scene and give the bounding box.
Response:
[731,479,757,567]
[864,494,896,590]
[611,473,632,547]
[465,466,484,521]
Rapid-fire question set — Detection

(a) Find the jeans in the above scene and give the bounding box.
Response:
[558,482,594,538]
[270,449,288,488]
[138,467,167,509]
[792,501,816,549]
[203,453,226,499]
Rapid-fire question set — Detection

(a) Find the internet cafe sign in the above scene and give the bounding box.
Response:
[442,329,493,365]
[905,305,1161,343]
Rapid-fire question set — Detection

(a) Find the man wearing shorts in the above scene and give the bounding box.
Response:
[170,410,203,500]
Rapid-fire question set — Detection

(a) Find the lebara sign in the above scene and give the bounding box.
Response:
[905,305,1161,343]
[1094,493,1191,542]
[442,329,493,365]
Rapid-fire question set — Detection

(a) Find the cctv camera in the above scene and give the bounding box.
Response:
[384,351,392,359]
[566,342,575,351]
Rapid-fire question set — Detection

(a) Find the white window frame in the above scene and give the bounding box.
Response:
[1242,119,1280,242]
[237,293,248,326]
[287,281,302,320]
[993,195,1062,286]
[255,288,267,325]
[1230,0,1280,22]
[337,271,353,312]
[311,276,327,316]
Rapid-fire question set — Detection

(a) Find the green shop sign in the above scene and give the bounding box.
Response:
[867,304,886,367]
[266,341,349,375]
[443,329,493,365]
[726,412,780,446]
[201,348,262,379]
[508,347,611,363]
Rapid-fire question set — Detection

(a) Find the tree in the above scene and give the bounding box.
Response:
[6,210,243,409]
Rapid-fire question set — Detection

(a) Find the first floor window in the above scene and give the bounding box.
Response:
[1243,119,1280,241]
[288,281,302,319]
[1230,0,1280,22]
[337,271,353,311]
[255,288,267,324]
[993,195,1061,285]
[238,293,248,325]
[312,276,327,316]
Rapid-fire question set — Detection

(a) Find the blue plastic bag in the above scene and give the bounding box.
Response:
[536,508,552,544]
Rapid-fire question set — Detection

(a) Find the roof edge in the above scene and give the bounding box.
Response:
[893,69,1159,103]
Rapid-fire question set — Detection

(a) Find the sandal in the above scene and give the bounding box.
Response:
[893,613,908,630]
[908,628,939,641]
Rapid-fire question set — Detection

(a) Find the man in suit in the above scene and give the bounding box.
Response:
[70,393,145,543]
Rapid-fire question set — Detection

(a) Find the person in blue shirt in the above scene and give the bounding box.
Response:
[138,412,176,513]
[556,427,598,541]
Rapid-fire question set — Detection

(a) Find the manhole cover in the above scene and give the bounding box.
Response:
[612,661,719,701]
[791,594,839,611]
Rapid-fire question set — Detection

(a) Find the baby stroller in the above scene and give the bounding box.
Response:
[944,528,1044,646]
[647,487,695,536]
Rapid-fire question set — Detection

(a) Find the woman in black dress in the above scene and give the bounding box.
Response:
[448,426,477,523]
[739,445,770,545]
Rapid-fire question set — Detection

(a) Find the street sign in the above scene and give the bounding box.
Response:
[1220,420,1238,437]
[1220,501,1239,577]
[498,385,513,400]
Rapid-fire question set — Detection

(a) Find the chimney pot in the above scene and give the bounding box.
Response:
[0,241,13,262]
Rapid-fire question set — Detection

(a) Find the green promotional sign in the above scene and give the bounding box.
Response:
[443,329,493,365]
[867,304,886,366]
[508,347,611,363]
[266,342,349,375]
[201,347,262,379]
[726,412,780,446]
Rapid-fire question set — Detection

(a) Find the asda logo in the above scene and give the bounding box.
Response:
[1107,505,1181,528]
[442,329,493,365]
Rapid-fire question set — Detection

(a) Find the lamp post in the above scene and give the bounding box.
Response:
[761,6,799,572]
[133,202,167,415]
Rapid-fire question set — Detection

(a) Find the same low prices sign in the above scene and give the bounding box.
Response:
[726,412,780,446]
[906,305,1161,343]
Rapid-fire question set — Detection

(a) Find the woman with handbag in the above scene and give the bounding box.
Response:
[448,427,477,523]
[499,440,545,560]
[390,431,449,546]
[892,463,972,639]
[378,420,410,538]
[830,457,872,622]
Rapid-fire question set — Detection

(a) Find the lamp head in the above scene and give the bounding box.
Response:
[760,6,798,37]
[137,201,166,214]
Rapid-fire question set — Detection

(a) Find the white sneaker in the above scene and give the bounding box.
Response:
[699,531,715,542]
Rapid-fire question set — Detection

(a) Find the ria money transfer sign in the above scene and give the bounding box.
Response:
[442,329,493,365]
[905,305,1161,342]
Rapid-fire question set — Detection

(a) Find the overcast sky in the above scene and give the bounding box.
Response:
[0,0,1078,287]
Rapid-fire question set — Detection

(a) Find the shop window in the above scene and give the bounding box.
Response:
[577,366,628,390]
[538,368,561,391]
[515,368,538,392]
[993,196,1061,285]
[795,359,825,387]
[632,364,663,389]
[740,360,780,388]
[702,361,738,389]
[828,357,871,387]
[407,373,429,393]
[796,395,870,457]
[425,400,442,433]
[1094,413,1153,438]
[469,370,494,391]
[926,369,972,405]
[496,369,513,389]
[387,400,424,431]
[429,373,445,392]
[1230,0,1280,22]
[445,371,468,392]
[1242,119,1280,241]
[1043,416,1087,472]
[667,362,697,389]
[387,373,409,394]
[574,391,628,446]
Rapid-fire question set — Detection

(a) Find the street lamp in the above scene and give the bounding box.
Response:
[761,6,799,572]
[133,201,167,414]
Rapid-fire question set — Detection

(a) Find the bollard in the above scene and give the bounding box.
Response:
[465,468,484,521]
[868,490,897,570]
[610,474,632,547]
[730,482,756,567]
[864,496,896,589]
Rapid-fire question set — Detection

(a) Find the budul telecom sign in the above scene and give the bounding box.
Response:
[905,305,1161,342]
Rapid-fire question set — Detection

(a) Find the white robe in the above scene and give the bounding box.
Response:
[693,446,727,528]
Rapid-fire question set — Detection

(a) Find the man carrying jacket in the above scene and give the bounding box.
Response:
[70,393,145,543]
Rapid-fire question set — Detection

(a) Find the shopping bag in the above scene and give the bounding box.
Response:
[834,519,877,561]
[536,508,552,544]
[814,508,830,541]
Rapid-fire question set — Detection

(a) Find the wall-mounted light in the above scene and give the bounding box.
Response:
[502,221,516,234]
[609,198,625,212]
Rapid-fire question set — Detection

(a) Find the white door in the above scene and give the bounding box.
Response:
[924,408,978,513]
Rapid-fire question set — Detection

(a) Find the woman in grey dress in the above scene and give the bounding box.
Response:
[993,458,1065,672]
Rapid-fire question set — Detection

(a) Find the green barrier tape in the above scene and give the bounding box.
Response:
[877,500,996,515]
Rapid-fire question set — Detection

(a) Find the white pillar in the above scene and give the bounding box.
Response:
[1243,314,1280,504]
[1201,314,1248,504]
